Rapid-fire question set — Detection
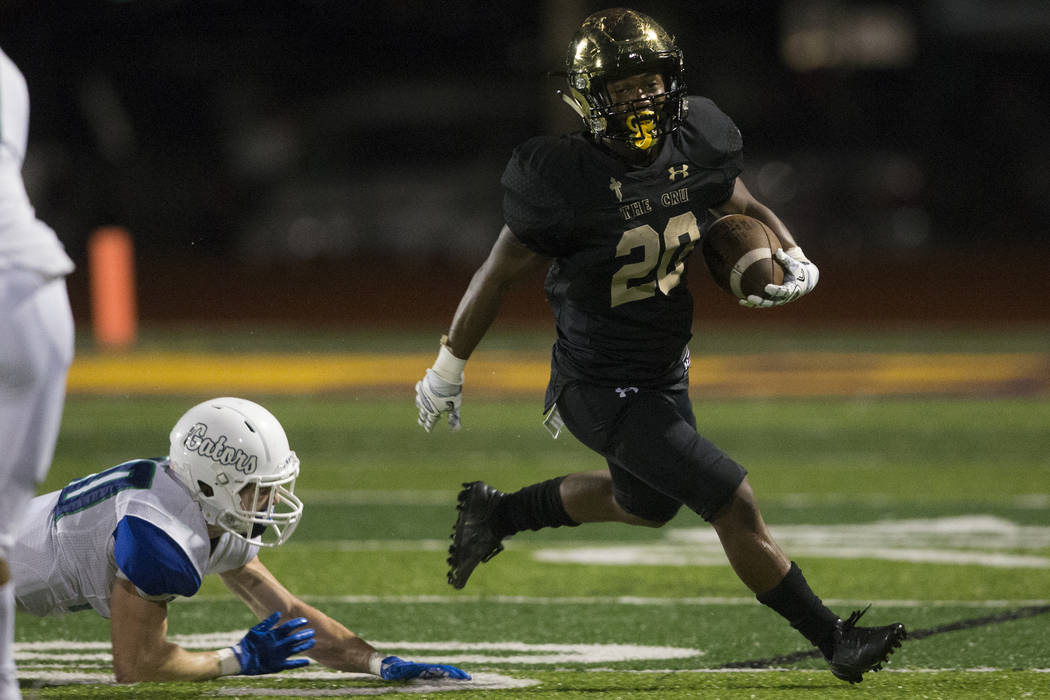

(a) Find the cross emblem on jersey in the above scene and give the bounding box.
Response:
[615,386,639,398]
[609,177,624,202]
[668,164,689,181]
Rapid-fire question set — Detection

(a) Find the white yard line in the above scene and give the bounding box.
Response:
[13,670,537,693]
[295,511,1050,570]
[295,490,1050,509]
[297,490,459,505]
[177,593,1050,608]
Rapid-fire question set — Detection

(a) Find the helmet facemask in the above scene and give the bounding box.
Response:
[593,67,685,152]
[214,454,303,547]
[168,398,305,548]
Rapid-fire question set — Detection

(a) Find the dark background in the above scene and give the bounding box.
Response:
[3,0,1049,326]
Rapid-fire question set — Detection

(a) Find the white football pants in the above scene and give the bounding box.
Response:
[0,584,18,700]
[0,270,73,700]
[0,270,73,560]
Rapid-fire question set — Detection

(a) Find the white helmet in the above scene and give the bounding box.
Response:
[168,397,303,547]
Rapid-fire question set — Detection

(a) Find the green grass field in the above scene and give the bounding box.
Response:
[13,325,1050,698]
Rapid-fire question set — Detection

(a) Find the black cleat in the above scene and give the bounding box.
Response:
[447,481,506,589]
[827,606,906,684]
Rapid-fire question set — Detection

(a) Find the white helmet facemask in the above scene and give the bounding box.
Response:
[168,397,303,547]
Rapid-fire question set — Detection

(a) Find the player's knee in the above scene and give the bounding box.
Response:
[1,309,71,394]
[731,478,756,507]
[710,479,762,529]
[626,512,675,528]
[2,340,52,392]
[614,492,681,527]
[622,509,674,528]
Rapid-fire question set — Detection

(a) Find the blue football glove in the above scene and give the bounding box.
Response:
[380,655,471,681]
[231,612,316,676]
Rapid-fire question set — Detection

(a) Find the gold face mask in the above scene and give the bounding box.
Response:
[625,110,658,151]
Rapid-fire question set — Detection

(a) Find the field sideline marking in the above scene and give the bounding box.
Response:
[65,351,1050,396]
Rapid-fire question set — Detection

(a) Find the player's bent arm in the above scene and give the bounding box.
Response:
[220,556,378,673]
[711,178,818,307]
[444,224,550,359]
[710,178,800,250]
[416,224,549,432]
[109,577,227,682]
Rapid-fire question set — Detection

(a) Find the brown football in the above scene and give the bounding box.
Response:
[701,214,784,301]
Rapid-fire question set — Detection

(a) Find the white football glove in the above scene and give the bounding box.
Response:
[415,370,462,432]
[740,247,819,309]
[415,341,466,432]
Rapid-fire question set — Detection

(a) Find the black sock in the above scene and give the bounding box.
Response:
[756,561,840,658]
[493,476,579,538]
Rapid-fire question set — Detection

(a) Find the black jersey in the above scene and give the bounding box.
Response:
[501,97,744,395]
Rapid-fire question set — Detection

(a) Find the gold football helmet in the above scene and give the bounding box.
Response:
[561,8,688,152]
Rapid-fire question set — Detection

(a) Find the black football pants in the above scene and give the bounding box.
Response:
[555,382,747,523]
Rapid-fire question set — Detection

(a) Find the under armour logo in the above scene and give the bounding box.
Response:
[609,177,624,202]
[615,387,639,398]
[668,164,689,181]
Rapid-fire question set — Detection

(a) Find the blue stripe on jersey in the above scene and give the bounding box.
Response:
[112,515,202,598]
[54,460,157,522]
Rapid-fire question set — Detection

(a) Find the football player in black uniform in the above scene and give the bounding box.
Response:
[414,8,905,684]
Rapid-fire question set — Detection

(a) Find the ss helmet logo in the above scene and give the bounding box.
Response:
[625,111,657,150]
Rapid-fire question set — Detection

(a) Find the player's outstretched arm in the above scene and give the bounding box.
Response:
[221,557,470,680]
[109,577,311,682]
[416,225,549,432]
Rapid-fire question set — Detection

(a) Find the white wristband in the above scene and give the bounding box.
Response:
[367,651,385,676]
[431,342,466,385]
[784,246,807,262]
[217,647,241,676]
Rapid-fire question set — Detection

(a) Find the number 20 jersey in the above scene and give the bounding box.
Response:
[502,96,743,394]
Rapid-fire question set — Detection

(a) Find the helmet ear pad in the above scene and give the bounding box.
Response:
[168,397,303,547]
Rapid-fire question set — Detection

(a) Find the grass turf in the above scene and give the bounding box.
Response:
[15,329,1050,697]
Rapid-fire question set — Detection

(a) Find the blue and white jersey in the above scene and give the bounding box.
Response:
[0,47,74,276]
[11,459,258,618]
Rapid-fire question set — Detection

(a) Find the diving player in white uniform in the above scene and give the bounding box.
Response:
[10,398,470,685]
[0,46,76,700]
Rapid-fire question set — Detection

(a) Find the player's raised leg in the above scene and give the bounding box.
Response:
[712,480,906,683]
